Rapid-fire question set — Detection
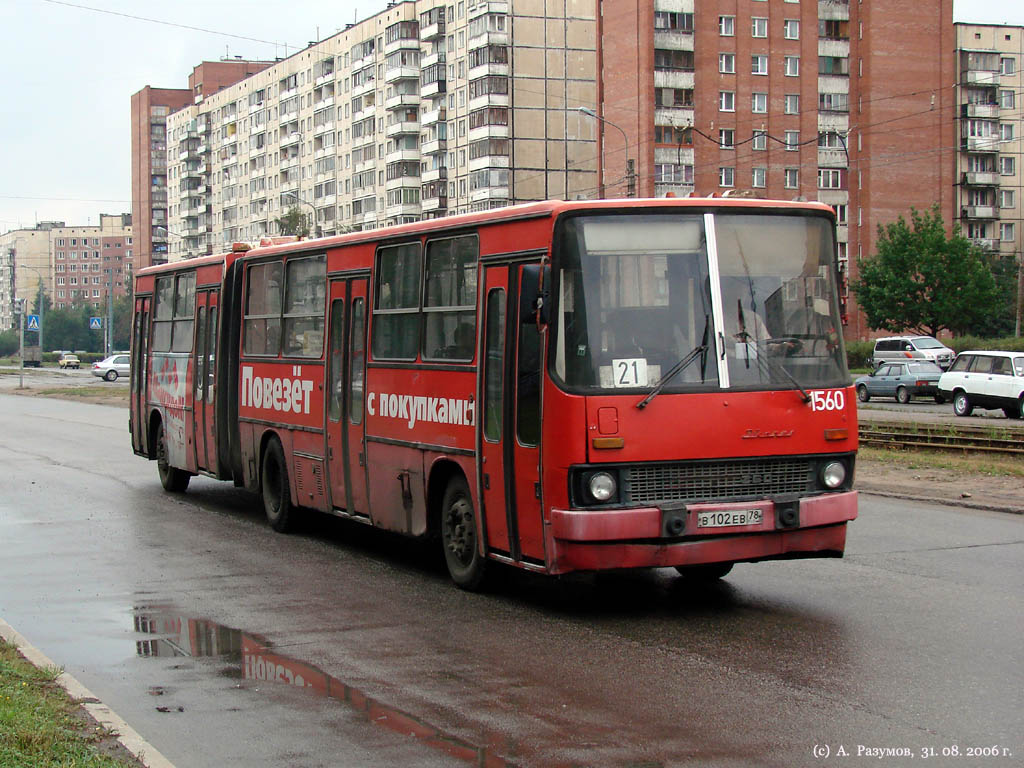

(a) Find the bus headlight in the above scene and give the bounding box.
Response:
[821,461,846,489]
[587,471,617,503]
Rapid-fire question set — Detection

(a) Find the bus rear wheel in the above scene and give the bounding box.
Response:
[674,563,733,581]
[441,476,487,590]
[155,421,190,493]
[261,438,295,532]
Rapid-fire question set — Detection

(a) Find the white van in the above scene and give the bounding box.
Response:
[871,335,954,370]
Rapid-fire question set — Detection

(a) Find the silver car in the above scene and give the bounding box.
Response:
[91,354,131,382]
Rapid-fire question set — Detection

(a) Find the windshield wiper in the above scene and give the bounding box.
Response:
[755,341,812,403]
[636,320,709,410]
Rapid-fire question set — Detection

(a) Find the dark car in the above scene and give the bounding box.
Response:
[855,361,944,404]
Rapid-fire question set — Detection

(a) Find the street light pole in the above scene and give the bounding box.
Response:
[19,264,44,356]
[578,106,635,198]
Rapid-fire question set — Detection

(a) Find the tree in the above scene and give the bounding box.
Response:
[852,205,1002,337]
[275,206,310,238]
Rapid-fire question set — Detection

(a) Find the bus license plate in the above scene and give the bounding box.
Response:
[696,509,763,528]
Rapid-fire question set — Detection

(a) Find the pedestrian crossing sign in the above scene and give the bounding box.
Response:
[90,317,103,330]
[26,315,39,331]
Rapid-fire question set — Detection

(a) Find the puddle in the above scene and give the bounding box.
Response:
[132,605,513,766]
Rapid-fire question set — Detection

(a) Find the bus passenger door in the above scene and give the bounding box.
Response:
[479,264,544,564]
[193,290,218,473]
[131,297,150,454]
[325,277,370,516]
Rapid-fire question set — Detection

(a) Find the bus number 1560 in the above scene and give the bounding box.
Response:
[809,389,846,412]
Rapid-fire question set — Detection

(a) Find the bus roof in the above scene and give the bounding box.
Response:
[138,197,835,269]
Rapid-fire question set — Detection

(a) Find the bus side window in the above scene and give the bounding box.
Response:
[350,298,366,424]
[372,243,421,360]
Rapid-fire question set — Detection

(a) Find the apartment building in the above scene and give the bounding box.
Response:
[0,224,55,332]
[600,0,954,338]
[954,23,1023,262]
[157,0,598,259]
[131,61,275,271]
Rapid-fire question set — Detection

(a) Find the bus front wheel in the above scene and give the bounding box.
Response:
[441,476,487,590]
[155,421,190,493]
[261,439,295,532]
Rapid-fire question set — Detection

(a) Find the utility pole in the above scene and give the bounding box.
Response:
[16,298,24,389]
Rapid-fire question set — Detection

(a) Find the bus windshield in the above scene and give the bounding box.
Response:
[551,211,847,394]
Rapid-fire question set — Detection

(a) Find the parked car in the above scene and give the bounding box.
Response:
[91,354,130,381]
[871,335,954,370]
[855,360,944,404]
[937,351,1024,418]
[57,353,81,370]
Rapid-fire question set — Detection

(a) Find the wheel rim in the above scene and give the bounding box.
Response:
[897,387,908,403]
[955,394,967,414]
[857,386,868,402]
[444,495,475,567]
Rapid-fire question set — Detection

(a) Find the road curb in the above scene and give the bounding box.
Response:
[0,617,176,768]
[859,488,1024,516]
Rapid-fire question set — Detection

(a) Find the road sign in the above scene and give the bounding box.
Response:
[90,317,103,330]
[26,315,40,331]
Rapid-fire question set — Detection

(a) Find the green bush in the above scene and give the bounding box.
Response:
[844,340,874,370]
[946,336,1024,353]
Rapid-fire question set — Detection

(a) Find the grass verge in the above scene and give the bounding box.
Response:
[0,639,141,767]
[858,444,1024,478]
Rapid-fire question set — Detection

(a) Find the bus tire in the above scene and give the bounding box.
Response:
[441,475,487,590]
[261,438,294,532]
[155,420,190,493]
[674,562,733,580]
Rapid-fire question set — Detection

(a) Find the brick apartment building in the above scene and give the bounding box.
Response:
[130,0,974,338]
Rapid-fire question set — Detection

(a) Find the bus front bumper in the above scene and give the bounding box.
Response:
[545,490,857,575]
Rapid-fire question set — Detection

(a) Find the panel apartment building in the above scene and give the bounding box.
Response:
[954,23,1023,263]
[139,0,956,338]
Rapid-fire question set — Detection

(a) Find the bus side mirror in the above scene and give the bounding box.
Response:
[520,264,550,326]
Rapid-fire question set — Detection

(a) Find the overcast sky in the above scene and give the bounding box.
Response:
[1,0,1022,232]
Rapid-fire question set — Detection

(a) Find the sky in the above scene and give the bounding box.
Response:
[1,0,1023,233]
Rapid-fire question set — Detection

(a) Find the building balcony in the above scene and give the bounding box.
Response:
[421,50,445,69]
[384,36,420,55]
[280,108,299,124]
[818,0,851,21]
[385,175,421,191]
[420,79,446,99]
[280,156,300,170]
[818,147,848,166]
[654,182,695,198]
[421,195,448,212]
[468,0,508,19]
[314,96,335,111]
[279,86,298,100]
[468,30,510,48]
[421,137,447,155]
[470,185,509,204]
[962,136,1000,152]
[653,30,693,52]
[421,106,446,125]
[385,148,421,164]
[963,171,1000,186]
[653,69,695,91]
[963,205,999,219]
[281,132,302,148]
[962,103,1000,119]
[384,66,420,84]
[352,104,377,123]
[969,236,999,251]
[385,201,422,218]
[386,120,420,137]
[468,93,509,113]
[313,120,335,136]
[353,159,376,174]
[315,72,334,87]
[421,166,448,183]
[961,69,1000,86]
[467,61,510,80]
[468,124,509,143]
[420,21,445,40]
[352,78,376,98]
[385,91,421,110]
[469,154,509,172]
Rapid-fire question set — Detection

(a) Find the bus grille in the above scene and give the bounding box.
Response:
[623,458,815,505]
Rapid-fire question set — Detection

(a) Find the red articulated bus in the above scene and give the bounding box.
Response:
[130,198,857,589]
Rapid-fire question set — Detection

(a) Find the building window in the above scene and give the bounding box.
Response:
[719,53,735,74]
[719,91,735,111]
[719,129,735,148]
[999,89,1015,109]
[1000,189,1014,208]
[655,164,694,183]
[752,92,768,113]
[834,204,848,224]
[719,15,735,36]
[784,56,799,76]
[751,17,767,37]
[1001,156,1015,175]
[1000,57,1015,75]
[785,94,799,114]
[819,93,849,112]
[1000,123,1014,141]
[752,130,767,151]
[819,56,849,75]
[785,168,799,189]
[819,131,844,149]
[784,19,799,39]
[752,54,768,75]
[719,167,735,187]
[785,130,800,150]
[818,168,843,189]
[1001,223,1015,241]
[752,167,766,188]
[654,11,693,31]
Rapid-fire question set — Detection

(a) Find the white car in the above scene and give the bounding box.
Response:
[92,354,131,382]
[937,350,1024,418]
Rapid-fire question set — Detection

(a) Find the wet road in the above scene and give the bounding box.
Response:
[0,394,1021,767]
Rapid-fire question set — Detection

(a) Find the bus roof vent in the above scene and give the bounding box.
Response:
[258,236,300,247]
[231,242,251,253]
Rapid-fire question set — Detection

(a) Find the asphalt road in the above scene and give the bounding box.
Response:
[0,394,1020,767]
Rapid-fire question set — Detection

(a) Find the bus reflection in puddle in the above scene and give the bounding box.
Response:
[132,606,510,766]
